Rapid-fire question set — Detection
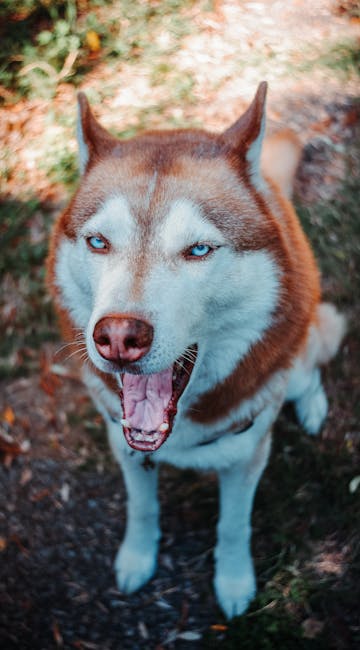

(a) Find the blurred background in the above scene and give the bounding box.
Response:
[0,1,359,648]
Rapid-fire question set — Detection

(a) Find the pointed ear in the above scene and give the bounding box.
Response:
[222,82,267,184]
[77,93,119,173]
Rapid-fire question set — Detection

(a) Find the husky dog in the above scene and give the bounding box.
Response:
[48,83,345,618]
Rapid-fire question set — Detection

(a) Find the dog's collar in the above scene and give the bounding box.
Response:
[113,415,255,458]
[197,418,254,447]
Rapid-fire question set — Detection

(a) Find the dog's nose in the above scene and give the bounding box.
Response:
[93,315,154,364]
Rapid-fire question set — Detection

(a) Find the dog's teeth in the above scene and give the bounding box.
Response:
[120,418,130,427]
[117,374,123,389]
[159,423,169,433]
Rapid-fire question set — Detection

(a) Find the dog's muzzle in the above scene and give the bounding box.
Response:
[92,314,197,452]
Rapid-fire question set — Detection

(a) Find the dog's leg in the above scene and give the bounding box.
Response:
[115,454,160,594]
[115,453,160,593]
[287,303,345,435]
[214,431,271,619]
[293,367,328,435]
[287,364,328,435]
[107,425,160,593]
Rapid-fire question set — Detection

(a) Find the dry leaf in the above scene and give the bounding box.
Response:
[86,30,101,52]
[310,117,333,133]
[40,373,61,397]
[30,488,51,502]
[9,533,29,556]
[0,428,24,459]
[210,624,228,631]
[20,468,33,486]
[342,107,359,128]
[3,406,15,426]
[53,620,63,646]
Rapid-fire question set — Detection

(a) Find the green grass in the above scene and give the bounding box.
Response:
[318,40,360,75]
[0,0,203,102]
[299,38,360,77]
[1,1,357,111]
[44,145,79,191]
[297,174,360,309]
[204,612,330,649]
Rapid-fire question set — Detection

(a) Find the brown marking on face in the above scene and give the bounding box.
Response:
[126,169,164,302]
[54,131,228,306]
[60,130,225,234]
[89,361,120,395]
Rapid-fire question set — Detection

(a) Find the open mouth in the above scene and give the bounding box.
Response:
[118,345,197,452]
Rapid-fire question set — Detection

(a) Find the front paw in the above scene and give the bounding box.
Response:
[115,543,157,594]
[214,569,256,619]
[296,385,328,436]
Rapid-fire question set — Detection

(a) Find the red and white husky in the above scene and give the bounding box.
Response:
[48,83,345,618]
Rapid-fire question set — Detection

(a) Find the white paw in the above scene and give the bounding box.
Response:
[296,384,328,435]
[214,570,256,619]
[115,543,157,594]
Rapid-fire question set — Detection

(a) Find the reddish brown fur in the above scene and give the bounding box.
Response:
[181,159,320,422]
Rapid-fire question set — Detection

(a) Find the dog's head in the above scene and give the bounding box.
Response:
[50,82,284,450]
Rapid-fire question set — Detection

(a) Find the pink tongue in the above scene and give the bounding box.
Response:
[123,367,173,431]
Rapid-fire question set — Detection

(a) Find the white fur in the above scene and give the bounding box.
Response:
[113,456,160,594]
[315,303,347,364]
[160,198,227,254]
[294,368,328,435]
[77,103,89,174]
[286,303,346,435]
[80,194,135,245]
[214,433,271,618]
[246,108,267,192]
[55,238,93,328]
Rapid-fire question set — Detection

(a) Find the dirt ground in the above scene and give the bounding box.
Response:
[0,1,359,648]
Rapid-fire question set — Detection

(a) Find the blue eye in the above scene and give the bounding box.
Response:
[87,236,107,251]
[188,243,212,258]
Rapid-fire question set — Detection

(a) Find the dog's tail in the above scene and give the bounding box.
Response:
[261,128,302,199]
[314,302,347,365]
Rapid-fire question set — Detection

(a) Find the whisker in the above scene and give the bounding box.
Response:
[64,346,88,362]
[181,350,197,363]
[175,359,192,377]
[55,332,86,354]
[183,353,197,363]
[55,341,81,355]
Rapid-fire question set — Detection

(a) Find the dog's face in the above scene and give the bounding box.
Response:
[51,83,282,450]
